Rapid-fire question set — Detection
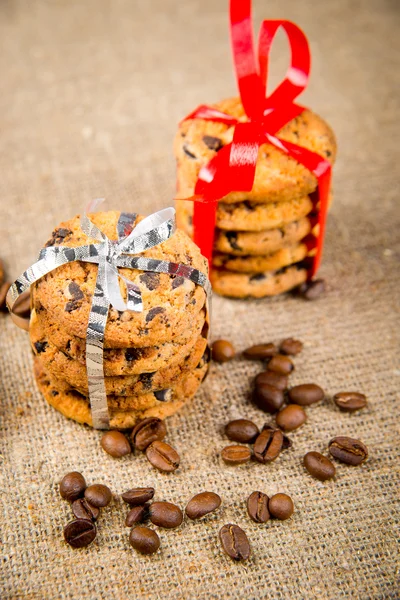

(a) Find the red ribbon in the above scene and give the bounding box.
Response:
[181,0,332,278]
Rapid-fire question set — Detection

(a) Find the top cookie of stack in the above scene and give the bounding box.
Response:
[31,211,210,430]
[174,97,337,298]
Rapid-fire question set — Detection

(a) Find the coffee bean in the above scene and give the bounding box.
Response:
[268,493,294,520]
[64,519,97,548]
[203,135,223,151]
[328,436,368,465]
[125,504,149,527]
[243,343,277,360]
[254,428,283,463]
[131,417,167,451]
[145,440,180,473]
[280,338,303,356]
[183,144,197,159]
[255,370,288,391]
[212,339,235,363]
[297,278,326,300]
[333,392,367,412]
[247,491,270,523]
[288,384,324,405]
[121,487,155,506]
[59,472,86,502]
[262,424,292,450]
[253,383,284,413]
[129,526,160,555]
[84,484,112,507]
[304,452,336,481]
[185,492,221,520]
[149,501,183,529]
[72,498,100,521]
[267,354,294,375]
[225,419,259,443]
[0,282,11,311]
[276,405,307,431]
[100,431,131,458]
[221,445,251,465]
[219,524,250,561]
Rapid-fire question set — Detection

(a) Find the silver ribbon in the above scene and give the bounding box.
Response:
[7,201,211,429]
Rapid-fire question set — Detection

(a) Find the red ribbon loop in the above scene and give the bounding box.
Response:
[181,0,332,279]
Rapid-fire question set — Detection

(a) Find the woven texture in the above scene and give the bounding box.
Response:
[0,0,399,598]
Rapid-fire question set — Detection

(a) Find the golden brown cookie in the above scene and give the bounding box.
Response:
[34,357,209,429]
[212,243,307,273]
[210,264,307,298]
[174,98,336,204]
[32,211,208,348]
[31,305,207,375]
[176,195,313,233]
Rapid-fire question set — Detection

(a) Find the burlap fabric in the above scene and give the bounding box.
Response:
[0,1,399,598]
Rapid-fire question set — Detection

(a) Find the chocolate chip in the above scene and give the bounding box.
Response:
[45,227,72,247]
[183,144,197,159]
[154,389,172,402]
[171,276,185,289]
[325,149,332,157]
[68,282,84,301]
[138,372,155,390]
[139,273,160,291]
[34,341,47,354]
[202,135,223,151]
[125,348,144,362]
[65,300,82,313]
[145,307,166,323]
[249,273,266,282]
[225,231,241,251]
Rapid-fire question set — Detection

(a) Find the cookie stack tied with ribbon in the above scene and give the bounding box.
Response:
[7,204,211,430]
[174,0,337,298]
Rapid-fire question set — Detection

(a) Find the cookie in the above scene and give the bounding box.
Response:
[32,324,208,395]
[32,211,208,347]
[210,264,307,298]
[174,98,337,204]
[212,243,307,273]
[213,217,312,256]
[176,195,313,233]
[34,357,209,430]
[31,305,207,375]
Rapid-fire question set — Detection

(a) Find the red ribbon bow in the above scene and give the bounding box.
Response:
[181,0,332,278]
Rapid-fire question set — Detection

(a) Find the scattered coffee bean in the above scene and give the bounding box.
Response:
[149,501,183,529]
[247,491,270,523]
[185,492,221,520]
[297,278,326,300]
[84,484,112,508]
[59,472,86,502]
[255,370,288,391]
[267,354,294,375]
[212,339,235,363]
[333,392,367,412]
[72,498,100,521]
[100,431,131,458]
[221,445,251,465]
[219,524,250,561]
[0,282,11,311]
[145,440,180,473]
[225,419,259,443]
[253,383,284,413]
[131,417,167,451]
[254,428,283,463]
[328,436,368,465]
[121,487,155,506]
[304,452,336,481]
[289,383,325,406]
[125,504,149,527]
[262,424,292,450]
[280,338,303,356]
[64,518,97,548]
[268,493,294,520]
[276,405,307,431]
[129,526,160,555]
[243,343,277,360]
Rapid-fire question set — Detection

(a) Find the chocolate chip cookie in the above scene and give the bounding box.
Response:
[212,243,307,273]
[210,264,307,298]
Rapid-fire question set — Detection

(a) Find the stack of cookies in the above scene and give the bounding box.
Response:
[30,211,210,430]
[174,98,337,298]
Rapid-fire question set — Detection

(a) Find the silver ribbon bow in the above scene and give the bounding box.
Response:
[7,201,211,429]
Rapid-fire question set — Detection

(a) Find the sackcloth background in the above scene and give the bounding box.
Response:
[0,0,399,598]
